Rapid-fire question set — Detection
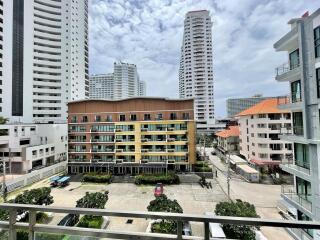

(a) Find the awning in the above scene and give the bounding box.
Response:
[250,159,281,166]
[50,176,61,182]
[57,176,70,183]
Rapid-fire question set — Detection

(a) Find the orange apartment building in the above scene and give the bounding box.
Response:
[67,97,196,174]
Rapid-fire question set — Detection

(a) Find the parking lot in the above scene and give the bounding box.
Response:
[12,176,227,237]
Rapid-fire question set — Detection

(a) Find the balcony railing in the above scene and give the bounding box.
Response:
[275,61,300,77]
[281,185,312,212]
[0,203,320,240]
[280,126,304,136]
[281,158,310,175]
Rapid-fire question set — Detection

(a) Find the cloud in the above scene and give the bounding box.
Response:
[89,0,319,117]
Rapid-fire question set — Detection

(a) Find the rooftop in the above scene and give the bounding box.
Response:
[236,98,289,117]
[215,126,240,138]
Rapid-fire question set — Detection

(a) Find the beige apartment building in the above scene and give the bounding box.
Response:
[237,98,293,169]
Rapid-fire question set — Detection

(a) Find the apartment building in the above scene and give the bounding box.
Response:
[2,0,89,123]
[0,124,67,174]
[227,95,276,118]
[89,62,146,100]
[179,10,214,131]
[67,98,196,174]
[237,99,293,169]
[89,74,114,99]
[215,126,240,154]
[274,9,320,240]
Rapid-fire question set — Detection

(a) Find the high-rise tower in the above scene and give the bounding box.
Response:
[2,0,89,123]
[179,10,214,129]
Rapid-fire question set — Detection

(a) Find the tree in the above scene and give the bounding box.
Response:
[0,116,8,124]
[215,199,260,240]
[15,187,53,206]
[147,194,183,234]
[76,191,109,209]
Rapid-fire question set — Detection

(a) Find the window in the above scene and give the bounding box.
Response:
[289,49,299,69]
[291,80,301,102]
[294,143,309,169]
[130,114,137,121]
[314,26,320,58]
[119,114,126,122]
[317,68,320,98]
[71,116,77,123]
[156,113,163,120]
[293,112,303,135]
[144,114,151,121]
[182,113,190,120]
[95,115,101,122]
[106,115,112,122]
[170,113,177,120]
[82,116,88,122]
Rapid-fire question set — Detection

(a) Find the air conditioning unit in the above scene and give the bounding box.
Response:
[167,138,175,142]
[141,149,149,152]
[168,149,175,152]
[141,128,148,132]
[116,149,123,152]
[115,129,122,132]
[141,138,149,142]
[141,159,148,164]
[167,127,174,131]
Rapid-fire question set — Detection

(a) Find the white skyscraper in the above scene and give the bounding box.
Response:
[139,80,146,96]
[2,0,89,123]
[89,74,114,99]
[179,10,214,130]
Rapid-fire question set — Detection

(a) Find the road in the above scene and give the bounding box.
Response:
[203,147,292,240]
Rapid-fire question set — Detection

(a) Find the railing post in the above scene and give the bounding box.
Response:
[8,209,17,240]
[204,222,210,240]
[177,221,183,240]
[28,210,36,240]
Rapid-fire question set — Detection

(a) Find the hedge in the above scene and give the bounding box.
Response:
[151,221,177,234]
[77,215,103,229]
[195,166,212,172]
[82,173,112,183]
[135,173,180,185]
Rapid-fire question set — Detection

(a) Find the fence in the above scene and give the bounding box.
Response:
[1,161,67,193]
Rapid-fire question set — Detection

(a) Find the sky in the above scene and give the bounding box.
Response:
[89,0,319,118]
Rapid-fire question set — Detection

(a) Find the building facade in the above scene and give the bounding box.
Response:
[89,74,114,99]
[227,95,276,118]
[2,0,89,123]
[67,98,196,174]
[89,62,146,100]
[274,9,320,240]
[237,99,293,169]
[0,124,67,174]
[179,10,214,128]
[215,126,240,154]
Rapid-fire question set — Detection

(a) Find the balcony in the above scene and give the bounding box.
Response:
[280,126,305,143]
[277,96,303,111]
[275,62,300,82]
[280,158,311,181]
[281,185,312,213]
[1,203,319,240]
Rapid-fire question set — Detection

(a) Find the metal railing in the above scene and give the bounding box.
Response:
[281,185,312,212]
[0,203,319,240]
[275,61,300,76]
[281,158,310,174]
[280,126,304,136]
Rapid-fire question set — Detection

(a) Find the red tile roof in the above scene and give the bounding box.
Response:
[236,98,289,117]
[215,126,240,138]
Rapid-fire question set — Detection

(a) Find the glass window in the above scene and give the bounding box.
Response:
[156,113,163,120]
[294,143,309,169]
[119,114,126,122]
[170,113,177,120]
[314,26,320,58]
[95,115,101,122]
[293,112,303,135]
[106,115,112,122]
[82,116,88,122]
[289,49,299,69]
[71,116,77,123]
[317,68,320,98]
[144,114,151,121]
[182,112,190,120]
[291,80,301,102]
[130,114,137,121]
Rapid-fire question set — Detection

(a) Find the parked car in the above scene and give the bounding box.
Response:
[154,183,164,197]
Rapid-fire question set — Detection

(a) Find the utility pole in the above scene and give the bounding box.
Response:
[227,150,231,200]
[2,158,7,202]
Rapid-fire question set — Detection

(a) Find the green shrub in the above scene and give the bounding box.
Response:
[215,199,260,240]
[195,166,212,172]
[151,221,177,234]
[194,161,207,167]
[77,215,103,229]
[82,173,112,183]
[135,173,179,185]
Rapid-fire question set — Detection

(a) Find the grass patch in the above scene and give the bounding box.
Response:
[135,172,179,185]
[82,173,112,183]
